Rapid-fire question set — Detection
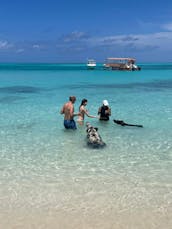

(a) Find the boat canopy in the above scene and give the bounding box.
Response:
[106,57,136,62]
[106,58,135,60]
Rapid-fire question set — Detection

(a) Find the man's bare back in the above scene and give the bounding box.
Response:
[60,96,78,129]
[61,101,74,120]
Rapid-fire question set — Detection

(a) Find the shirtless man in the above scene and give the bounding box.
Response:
[60,96,79,129]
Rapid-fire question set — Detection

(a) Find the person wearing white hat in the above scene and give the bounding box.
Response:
[98,100,111,121]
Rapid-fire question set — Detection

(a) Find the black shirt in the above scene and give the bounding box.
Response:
[98,105,110,121]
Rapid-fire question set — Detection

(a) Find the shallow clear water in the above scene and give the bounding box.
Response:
[0,63,172,228]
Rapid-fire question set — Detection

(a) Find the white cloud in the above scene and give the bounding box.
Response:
[89,32,172,51]
[0,40,13,49]
[62,31,89,43]
[2,29,172,61]
[33,44,40,49]
[16,48,24,53]
[162,23,172,31]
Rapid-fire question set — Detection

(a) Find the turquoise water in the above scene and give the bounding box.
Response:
[0,63,172,228]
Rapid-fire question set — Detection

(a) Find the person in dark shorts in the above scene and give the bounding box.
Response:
[63,119,77,129]
[98,100,111,121]
[60,96,79,129]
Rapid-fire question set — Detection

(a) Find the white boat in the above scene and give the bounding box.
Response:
[87,59,96,69]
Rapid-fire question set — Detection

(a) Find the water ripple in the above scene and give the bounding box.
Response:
[0,86,41,94]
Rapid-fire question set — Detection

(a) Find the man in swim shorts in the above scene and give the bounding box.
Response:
[60,96,79,129]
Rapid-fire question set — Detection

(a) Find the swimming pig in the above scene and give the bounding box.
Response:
[86,122,106,148]
[113,119,143,128]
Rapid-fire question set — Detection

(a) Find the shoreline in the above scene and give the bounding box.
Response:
[1,206,171,229]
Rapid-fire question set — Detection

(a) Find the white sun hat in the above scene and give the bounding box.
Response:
[103,100,109,106]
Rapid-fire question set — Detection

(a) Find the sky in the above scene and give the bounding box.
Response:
[0,0,172,63]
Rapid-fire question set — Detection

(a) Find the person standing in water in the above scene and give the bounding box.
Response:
[98,100,111,121]
[60,96,79,129]
[77,99,97,125]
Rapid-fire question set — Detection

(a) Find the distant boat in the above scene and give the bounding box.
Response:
[103,57,141,71]
[87,59,96,69]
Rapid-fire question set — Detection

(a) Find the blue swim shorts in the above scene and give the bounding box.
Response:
[64,120,77,129]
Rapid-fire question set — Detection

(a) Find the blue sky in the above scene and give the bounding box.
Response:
[1,0,172,63]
